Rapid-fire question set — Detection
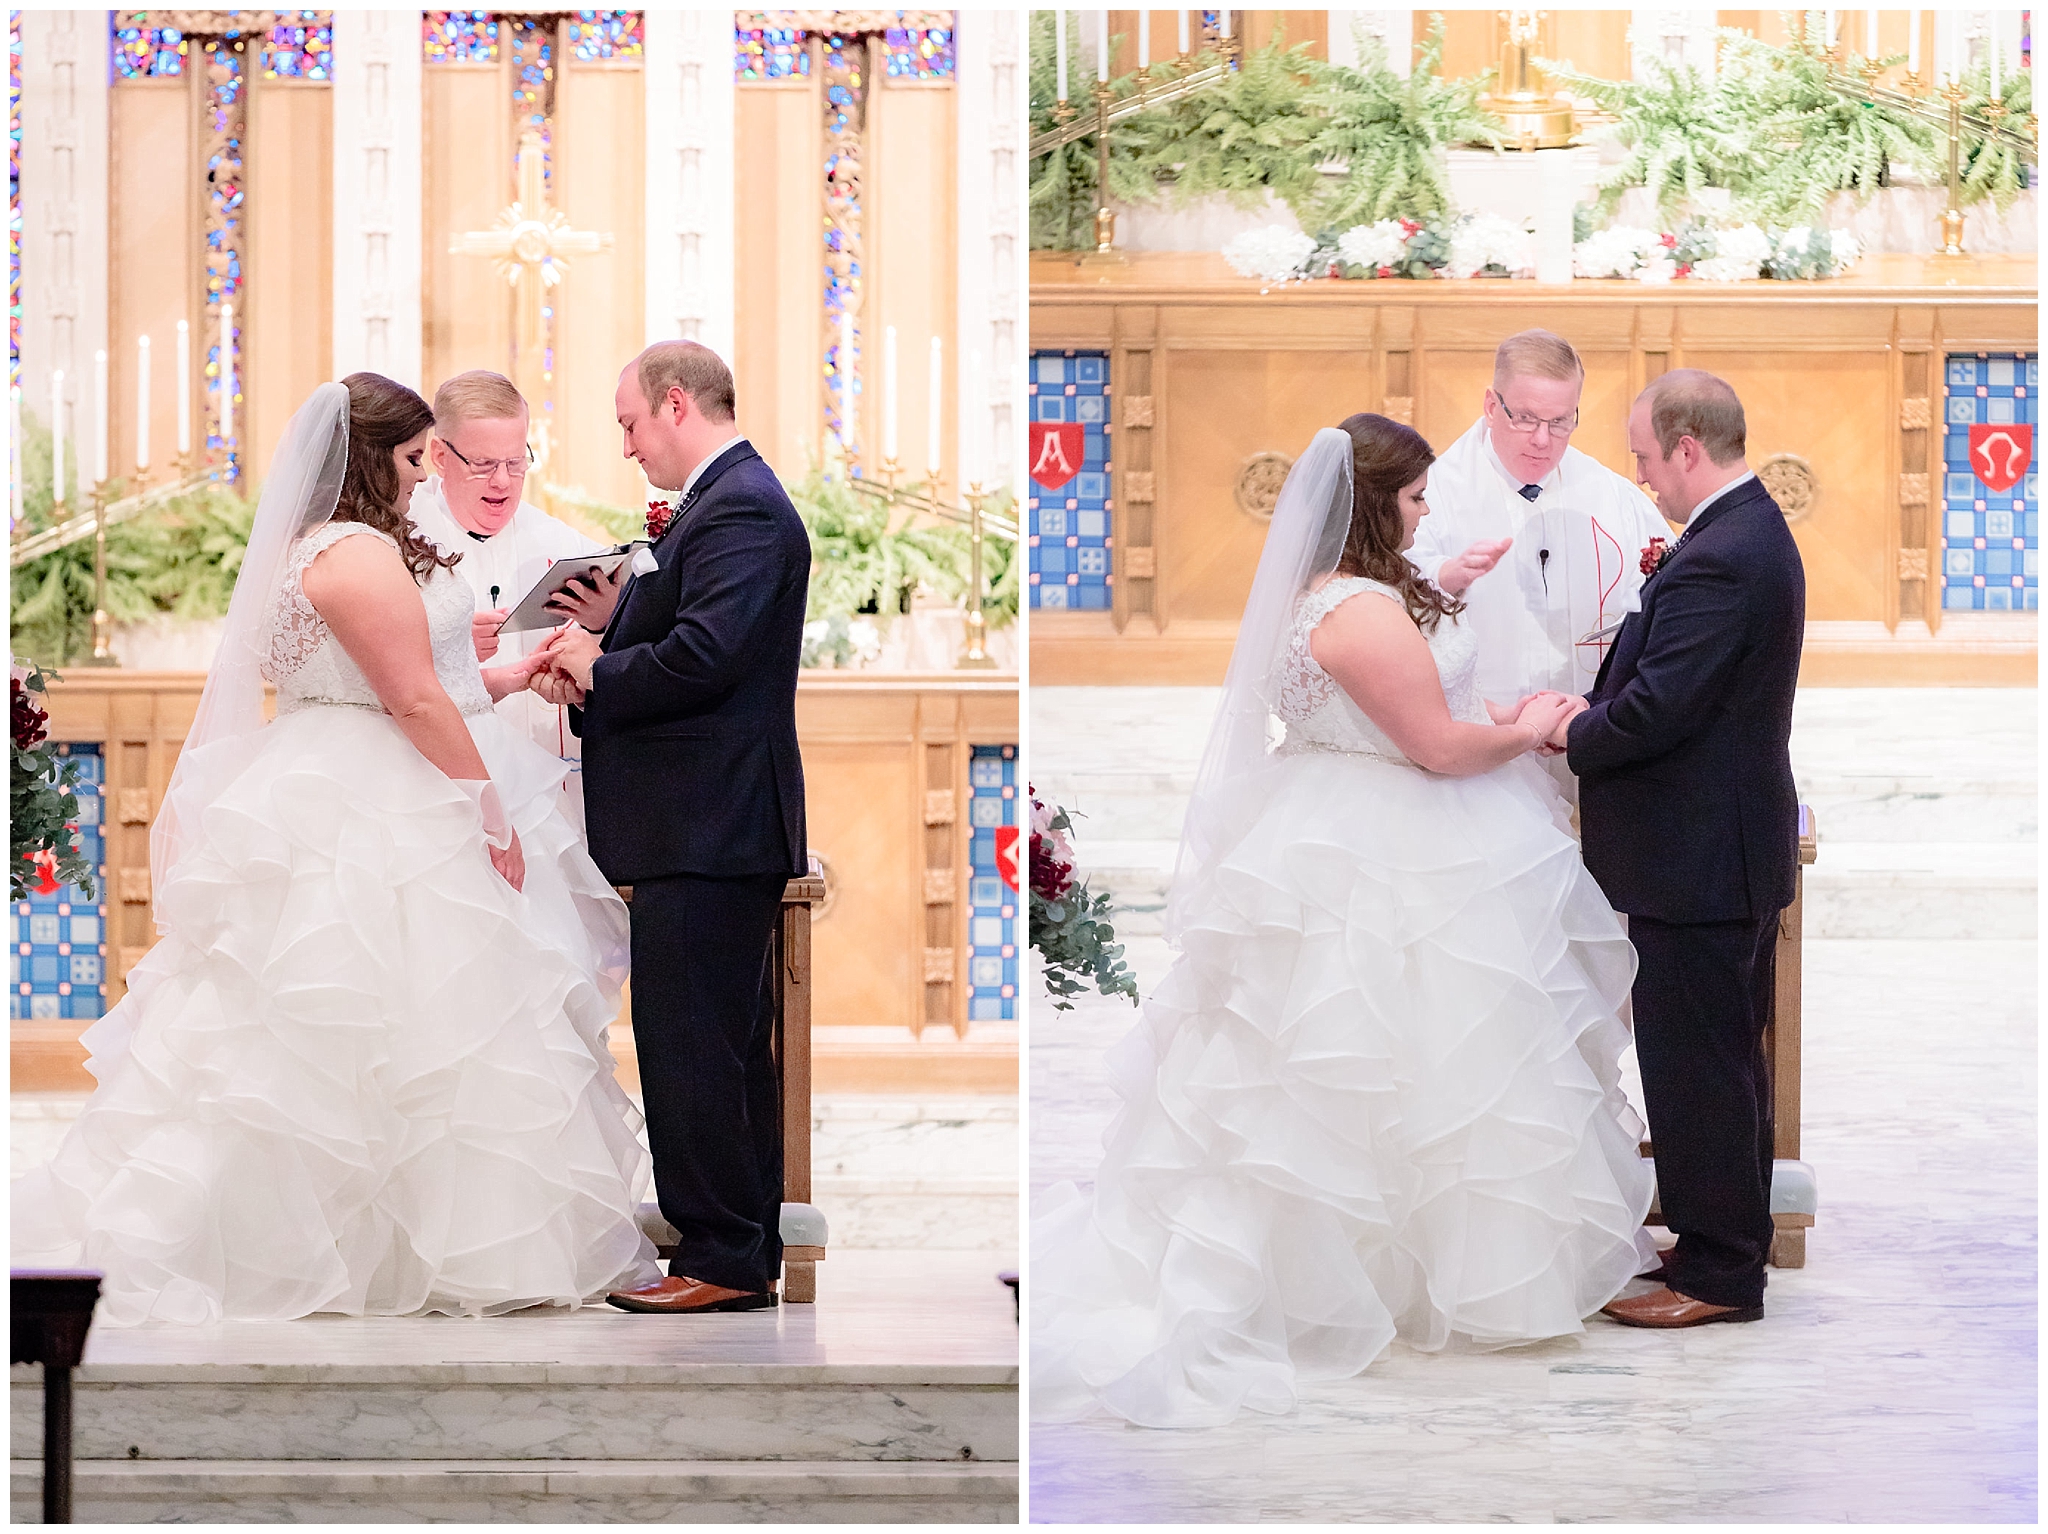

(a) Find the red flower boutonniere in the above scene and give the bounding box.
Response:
[1640,537,1671,579]
[645,499,677,540]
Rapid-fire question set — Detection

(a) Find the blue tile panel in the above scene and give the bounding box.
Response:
[12,745,107,1022]
[1941,352,2038,612]
[966,745,1018,1024]
[1028,350,1112,611]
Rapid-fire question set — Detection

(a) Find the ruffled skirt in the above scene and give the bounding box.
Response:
[1031,750,1656,1427]
[11,705,662,1325]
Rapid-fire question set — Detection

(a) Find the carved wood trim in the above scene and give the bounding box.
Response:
[117,868,151,904]
[1900,397,1932,430]
[1123,545,1156,579]
[922,788,954,825]
[1899,472,1929,507]
[115,788,152,825]
[1123,470,1155,503]
[1898,548,1929,581]
[922,867,956,905]
[1122,394,1154,428]
[1381,395,1414,426]
[922,946,956,984]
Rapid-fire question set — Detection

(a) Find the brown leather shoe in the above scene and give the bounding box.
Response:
[605,1276,778,1314]
[1601,1286,1762,1328]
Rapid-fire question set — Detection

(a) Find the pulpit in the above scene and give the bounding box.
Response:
[11,1270,102,1524]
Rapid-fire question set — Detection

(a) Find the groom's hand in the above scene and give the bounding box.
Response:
[1436,538,1514,596]
[537,623,602,695]
[544,564,626,632]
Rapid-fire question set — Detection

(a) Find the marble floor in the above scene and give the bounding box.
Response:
[1027,687,2037,1523]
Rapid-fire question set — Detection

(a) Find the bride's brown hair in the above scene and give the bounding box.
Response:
[333,371,461,583]
[1333,411,1463,634]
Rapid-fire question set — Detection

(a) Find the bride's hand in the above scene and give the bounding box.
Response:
[1513,692,1575,749]
[488,826,526,892]
[481,649,550,703]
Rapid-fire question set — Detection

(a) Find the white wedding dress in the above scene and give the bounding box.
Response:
[1032,576,1656,1428]
[11,520,662,1325]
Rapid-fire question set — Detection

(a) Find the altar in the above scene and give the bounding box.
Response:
[1028,250,2038,686]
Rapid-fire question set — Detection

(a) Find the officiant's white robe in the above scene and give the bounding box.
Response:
[409,477,600,830]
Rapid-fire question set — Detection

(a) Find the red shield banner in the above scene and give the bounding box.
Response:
[1969,424,2033,493]
[1028,422,1085,491]
[994,826,1022,892]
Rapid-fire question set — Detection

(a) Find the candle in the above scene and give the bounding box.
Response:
[1989,25,2000,99]
[136,335,151,472]
[1219,9,1231,43]
[1055,9,1067,100]
[1909,10,1921,75]
[50,369,64,506]
[1823,10,1837,50]
[1139,9,1149,67]
[838,310,855,453]
[927,337,943,480]
[219,302,234,448]
[965,349,983,488]
[1178,9,1189,53]
[883,324,900,464]
[1096,10,1108,81]
[175,319,191,455]
[1865,9,1878,57]
[93,348,108,486]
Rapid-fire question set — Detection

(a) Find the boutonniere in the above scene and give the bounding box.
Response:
[645,499,677,540]
[1639,537,1671,579]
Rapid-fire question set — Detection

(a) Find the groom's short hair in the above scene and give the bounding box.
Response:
[433,371,527,433]
[1493,330,1584,392]
[1640,369,1747,465]
[637,342,737,424]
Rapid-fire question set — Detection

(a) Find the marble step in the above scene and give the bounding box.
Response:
[9,1362,1016,1466]
[8,1457,1016,1523]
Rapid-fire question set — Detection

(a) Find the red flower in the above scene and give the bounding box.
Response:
[28,850,59,897]
[1640,537,1670,578]
[1674,263,1692,279]
[1029,831,1074,902]
[1398,218,1421,237]
[1376,264,1395,279]
[645,500,676,540]
[1660,232,1678,249]
[12,674,49,752]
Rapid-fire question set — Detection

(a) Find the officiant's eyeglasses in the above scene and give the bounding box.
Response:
[443,441,535,480]
[1495,401,1580,437]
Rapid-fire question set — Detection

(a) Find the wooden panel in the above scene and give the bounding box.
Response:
[422,64,514,391]
[734,79,824,479]
[109,81,195,487]
[555,59,647,510]
[1239,10,1328,59]
[804,740,918,1032]
[244,80,334,482]
[1436,10,1627,85]
[871,76,957,482]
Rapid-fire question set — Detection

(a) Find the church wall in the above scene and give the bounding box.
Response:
[108,78,194,493]
[870,74,957,483]
[244,77,334,482]
[420,61,514,412]
[1436,10,1633,85]
[734,77,826,477]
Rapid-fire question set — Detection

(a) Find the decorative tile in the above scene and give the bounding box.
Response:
[966,746,1018,1024]
[1028,350,1111,612]
[1940,353,2037,612]
[12,746,106,1023]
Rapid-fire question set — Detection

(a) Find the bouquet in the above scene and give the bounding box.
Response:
[11,662,96,901]
[1028,787,1139,1011]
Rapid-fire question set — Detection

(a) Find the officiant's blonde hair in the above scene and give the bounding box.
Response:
[1493,330,1584,391]
[432,370,527,432]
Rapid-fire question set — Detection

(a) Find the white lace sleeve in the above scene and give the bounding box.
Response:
[261,522,401,685]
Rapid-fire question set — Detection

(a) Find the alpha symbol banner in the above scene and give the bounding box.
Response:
[1029,422,1085,491]
[1969,424,2033,493]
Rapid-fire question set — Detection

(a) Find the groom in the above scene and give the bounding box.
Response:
[1549,369,1804,1328]
[533,341,810,1313]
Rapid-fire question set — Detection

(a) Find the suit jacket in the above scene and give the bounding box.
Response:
[575,441,810,884]
[1565,474,1804,924]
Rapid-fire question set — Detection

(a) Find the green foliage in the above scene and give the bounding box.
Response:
[1124,31,1329,218]
[11,664,97,902]
[785,470,1019,632]
[1306,16,1499,227]
[1030,800,1139,1011]
[1027,11,1162,249]
[1541,56,1762,223]
[1956,63,2033,212]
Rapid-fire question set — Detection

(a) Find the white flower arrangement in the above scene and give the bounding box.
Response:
[1222,226,1318,284]
[1575,221,1861,282]
[1336,220,1410,272]
[1444,213,1534,280]
[1573,225,1667,279]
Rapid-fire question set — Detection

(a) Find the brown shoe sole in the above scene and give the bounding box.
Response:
[605,1290,779,1314]
[1607,1302,1763,1329]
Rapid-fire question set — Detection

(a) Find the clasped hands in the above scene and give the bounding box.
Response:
[1506,689,1588,754]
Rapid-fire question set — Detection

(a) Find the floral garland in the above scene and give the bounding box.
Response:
[1028,787,1139,1011]
[1222,215,1863,285]
[11,662,96,902]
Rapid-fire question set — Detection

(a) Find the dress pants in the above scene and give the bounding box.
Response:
[1629,912,1781,1310]
[628,871,788,1293]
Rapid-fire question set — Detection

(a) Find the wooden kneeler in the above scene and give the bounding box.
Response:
[617,858,830,1302]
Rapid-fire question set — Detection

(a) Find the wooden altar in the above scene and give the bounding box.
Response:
[11,670,1019,1100]
[1030,252,2037,686]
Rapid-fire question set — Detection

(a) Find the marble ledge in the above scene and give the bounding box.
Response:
[10,1361,1018,1388]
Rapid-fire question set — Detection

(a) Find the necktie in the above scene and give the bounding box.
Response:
[1517,483,1542,502]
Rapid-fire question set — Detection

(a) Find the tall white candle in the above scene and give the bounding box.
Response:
[1055,9,1068,99]
[175,319,191,455]
[1139,9,1149,67]
[927,337,943,480]
[136,335,151,472]
[219,302,234,448]
[1909,10,1921,75]
[883,325,900,464]
[93,348,108,486]
[1824,10,1838,50]
[1989,25,2000,99]
[966,349,983,488]
[50,369,65,505]
[1865,9,1878,56]
[838,310,855,453]
[1219,9,1231,43]
[1096,10,1108,80]
[1178,9,1189,53]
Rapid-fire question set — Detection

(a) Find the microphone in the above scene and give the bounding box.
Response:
[1538,547,1550,593]
[489,585,501,607]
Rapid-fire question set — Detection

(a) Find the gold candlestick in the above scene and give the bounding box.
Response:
[1933,79,1970,259]
[88,479,115,665]
[1479,10,1576,150]
[1081,80,1128,266]
[878,454,902,496]
[958,482,998,670]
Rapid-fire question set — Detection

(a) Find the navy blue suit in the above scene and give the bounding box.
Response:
[575,439,809,1293]
[1566,473,1804,1309]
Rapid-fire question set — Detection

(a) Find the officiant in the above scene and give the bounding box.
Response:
[410,370,612,831]
[1409,331,1673,796]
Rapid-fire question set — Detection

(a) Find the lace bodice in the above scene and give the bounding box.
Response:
[261,522,494,719]
[1271,576,1489,764]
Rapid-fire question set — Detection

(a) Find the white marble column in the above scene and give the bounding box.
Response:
[1327,11,1412,76]
[331,11,424,389]
[1628,10,1719,78]
[644,9,735,364]
[956,10,1024,493]
[19,12,109,477]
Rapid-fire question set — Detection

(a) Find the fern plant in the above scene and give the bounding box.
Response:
[1955,63,2035,212]
[1541,55,1760,223]
[1124,31,1328,219]
[787,471,1018,630]
[1027,11,1164,250]
[1304,16,1498,228]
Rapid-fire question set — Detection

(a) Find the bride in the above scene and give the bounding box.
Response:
[1032,415,1657,1428]
[12,376,662,1324]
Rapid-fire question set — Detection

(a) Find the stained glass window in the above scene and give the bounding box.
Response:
[10,12,21,394]
[1028,351,1112,612]
[1940,353,2038,612]
[967,746,1020,1024]
[261,11,333,80]
[12,747,107,1023]
[567,11,643,62]
[203,38,244,481]
[823,33,862,456]
[112,15,188,79]
[422,10,498,65]
[884,21,955,79]
[737,21,809,80]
